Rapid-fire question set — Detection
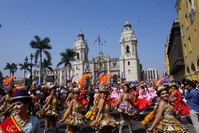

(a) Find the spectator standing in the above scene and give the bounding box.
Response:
[184,81,199,133]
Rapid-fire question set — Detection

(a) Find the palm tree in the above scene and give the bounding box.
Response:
[42,59,53,83]
[57,48,77,68]
[29,35,52,84]
[4,63,18,76]
[57,48,77,85]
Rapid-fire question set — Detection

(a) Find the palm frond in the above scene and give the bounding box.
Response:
[43,50,52,61]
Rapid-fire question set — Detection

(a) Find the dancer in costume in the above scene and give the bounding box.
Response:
[109,87,119,106]
[116,83,136,133]
[0,89,41,133]
[30,88,41,116]
[90,87,120,133]
[146,83,157,102]
[0,87,14,123]
[146,85,189,133]
[138,85,148,101]
[170,82,190,116]
[131,85,151,121]
[132,85,151,111]
[59,88,89,133]
[38,85,61,133]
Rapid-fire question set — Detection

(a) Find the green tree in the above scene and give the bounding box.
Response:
[4,63,18,76]
[29,35,52,84]
[57,48,77,68]
[57,48,77,85]
[42,59,53,83]
[19,62,29,72]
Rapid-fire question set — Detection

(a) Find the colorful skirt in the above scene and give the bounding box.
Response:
[117,102,137,116]
[154,116,189,133]
[37,109,61,119]
[91,114,120,131]
[134,98,152,110]
[64,112,87,127]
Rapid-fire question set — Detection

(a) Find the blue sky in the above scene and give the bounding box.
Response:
[0,0,177,78]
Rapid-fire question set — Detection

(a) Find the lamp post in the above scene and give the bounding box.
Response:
[25,53,37,87]
[24,56,28,86]
[30,53,33,85]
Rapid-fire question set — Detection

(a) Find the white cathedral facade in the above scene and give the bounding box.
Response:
[34,21,142,86]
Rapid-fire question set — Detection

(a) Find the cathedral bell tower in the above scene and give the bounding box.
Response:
[119,20,140,82]
[74,31,89,61]
[72,31,89,83]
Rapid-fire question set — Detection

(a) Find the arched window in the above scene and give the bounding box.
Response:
[191,63,196,73]
[128,61,130,65]
[126,46,130,53]
[77,53,80,59]
[186,66,190,74]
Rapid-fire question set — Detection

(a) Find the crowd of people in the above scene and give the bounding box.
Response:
[0,78,199,133]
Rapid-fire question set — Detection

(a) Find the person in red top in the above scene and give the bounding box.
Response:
[170,82,190,116]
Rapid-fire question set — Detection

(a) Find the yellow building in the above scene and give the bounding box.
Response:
[176,0,199,80]
[164,35,170,76]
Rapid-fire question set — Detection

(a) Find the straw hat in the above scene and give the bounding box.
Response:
[72,88,80,93]
[49,85,56,90]
[99,87,109,93]
[157,85,169,96]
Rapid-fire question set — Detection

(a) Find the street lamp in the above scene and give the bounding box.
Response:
[30,53,33,85]
[24,56,28,86]
[25,53,37,87]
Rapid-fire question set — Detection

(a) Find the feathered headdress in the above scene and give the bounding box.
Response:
[99,72,113,85]
[97,70,104,82]
[69,74,76,84]
[120,71,126,84]
[78,73,92,89]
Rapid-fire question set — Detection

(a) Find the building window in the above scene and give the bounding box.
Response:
[128,61,130,65]
[194,29,197,38]
[128,69,130,73]
[126,46,130,53]
[188,37,192,53]
[113,62,116,67]
[184,43,188,57]
[185,14,189,29]
[77,53,80,59]
[85,53,87,60]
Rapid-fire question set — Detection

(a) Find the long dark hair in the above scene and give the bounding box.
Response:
[157,86,169,97]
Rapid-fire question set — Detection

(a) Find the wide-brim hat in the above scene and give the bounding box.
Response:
[99,87,109,93]
[49,85,56,90]
[157,85,169,96]
[72,88,80,93]
[11,89,32,102]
